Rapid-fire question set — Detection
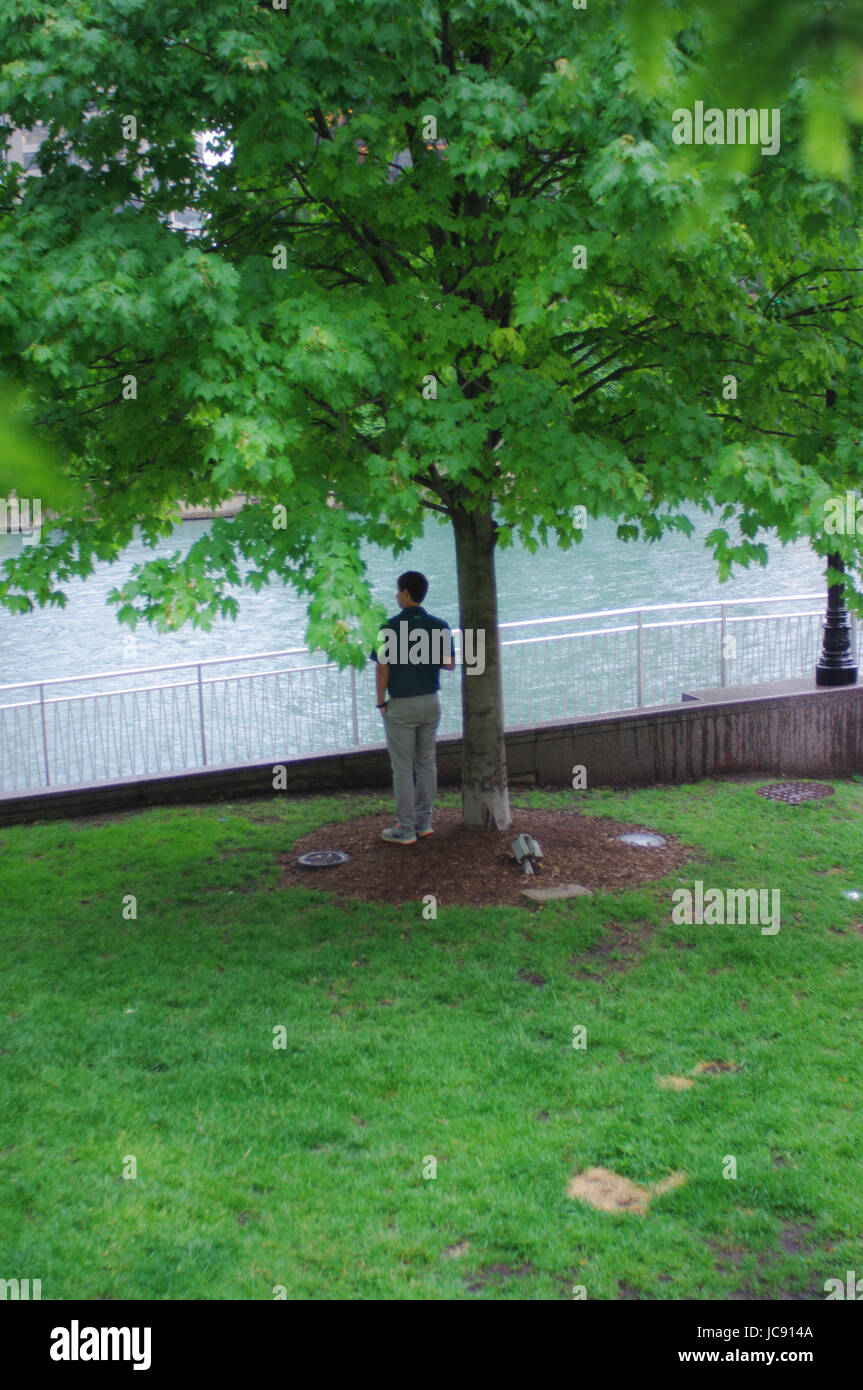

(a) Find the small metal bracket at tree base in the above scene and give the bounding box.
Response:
[512,834,543,875]
[756,782,835,804]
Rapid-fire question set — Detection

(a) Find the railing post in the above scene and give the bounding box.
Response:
[720,605,728,687]
[350,665,359,746]
[196,665,207,765]
[636,610,645,708]
[39,683,50,787]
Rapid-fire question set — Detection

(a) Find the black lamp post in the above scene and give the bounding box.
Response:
[815,387,858,686]
[815,550,858,685]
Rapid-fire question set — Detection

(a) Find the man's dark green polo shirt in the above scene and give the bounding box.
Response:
[370,605,452,699]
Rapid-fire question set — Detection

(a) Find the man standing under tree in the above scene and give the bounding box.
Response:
[372,572,455,844]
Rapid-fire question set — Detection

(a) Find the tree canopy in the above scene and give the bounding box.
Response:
[1,1,861,823]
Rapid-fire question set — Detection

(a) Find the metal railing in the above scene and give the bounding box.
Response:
[0,593,851,795]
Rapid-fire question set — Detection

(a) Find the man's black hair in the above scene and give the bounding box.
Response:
[398,571,428,603]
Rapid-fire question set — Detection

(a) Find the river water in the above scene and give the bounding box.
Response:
[0,506,831,688]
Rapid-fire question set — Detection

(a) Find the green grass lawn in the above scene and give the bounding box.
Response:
[2,777,862,1300]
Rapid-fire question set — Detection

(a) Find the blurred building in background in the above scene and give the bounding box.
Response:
[0,117,207,234]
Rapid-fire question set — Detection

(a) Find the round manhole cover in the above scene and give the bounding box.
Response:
[616,832,667,848]
[757,782,835,804]
[296,850,350,868]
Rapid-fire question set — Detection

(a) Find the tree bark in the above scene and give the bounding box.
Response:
[451,503,512,829]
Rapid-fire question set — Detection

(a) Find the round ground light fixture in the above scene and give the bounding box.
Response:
[757,782,835,804]
[616,832,667,848]
[296,850,350,868]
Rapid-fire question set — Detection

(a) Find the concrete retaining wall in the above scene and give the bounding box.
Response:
[1,678,860,826]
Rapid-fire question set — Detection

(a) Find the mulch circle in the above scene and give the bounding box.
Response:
[276,806,693,908]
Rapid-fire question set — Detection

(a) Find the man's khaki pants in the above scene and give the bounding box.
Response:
[384,693,441,833]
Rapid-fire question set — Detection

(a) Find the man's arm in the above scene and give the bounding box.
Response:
[443,625,455,670]
[375,660,389,708]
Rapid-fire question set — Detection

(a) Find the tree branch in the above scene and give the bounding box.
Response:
[410,476,451,513]
[289,165,398,287]
[763,266,863,312]
[571,362,663,405]
[706,413,798,438]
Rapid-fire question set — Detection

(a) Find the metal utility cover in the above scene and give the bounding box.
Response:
[296,850,350,868]
[617,832,667,847]
[757,782,835,804]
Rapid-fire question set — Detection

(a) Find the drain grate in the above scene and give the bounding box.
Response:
[757,782,835,804]
[296,850,350,868]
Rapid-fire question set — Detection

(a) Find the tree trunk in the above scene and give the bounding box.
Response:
[451,503,512,829]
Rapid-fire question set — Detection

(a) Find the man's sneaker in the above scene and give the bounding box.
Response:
[381,826,417,845]
[416,824,434,838]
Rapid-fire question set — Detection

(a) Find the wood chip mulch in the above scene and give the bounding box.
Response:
[276,806,694,908]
